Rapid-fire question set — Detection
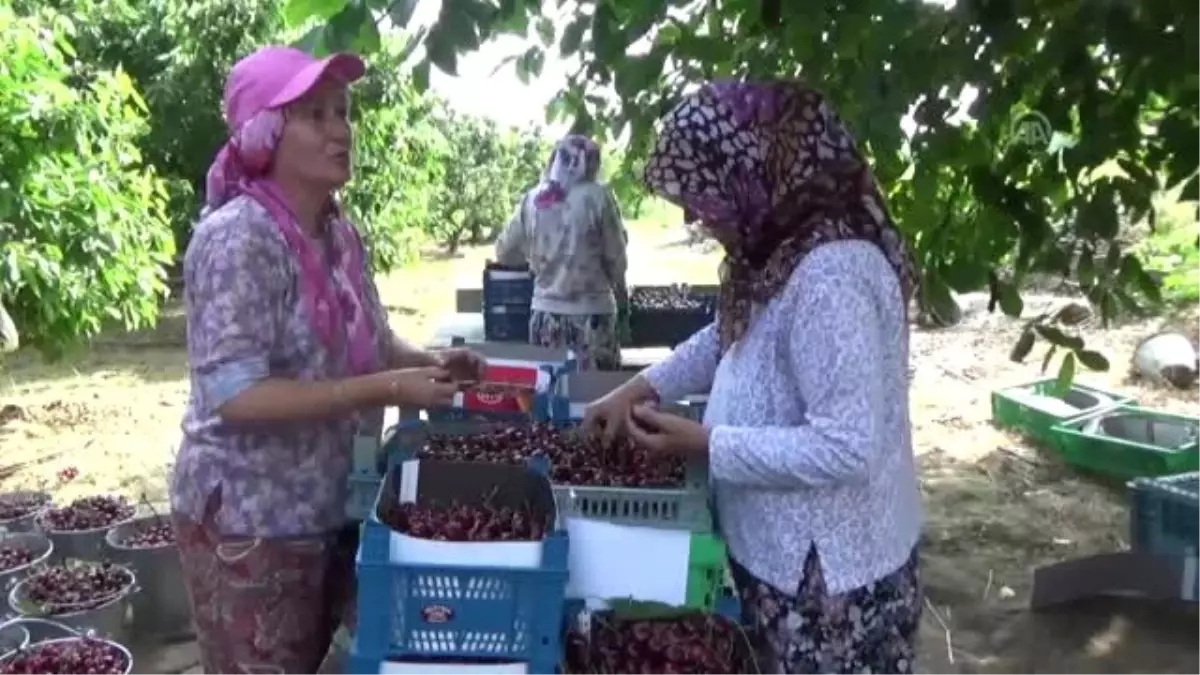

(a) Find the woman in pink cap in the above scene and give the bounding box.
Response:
[172,46,486,673]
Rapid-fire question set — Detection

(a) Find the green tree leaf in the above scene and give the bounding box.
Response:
[388,0,419,28]
[1040,345,1058,373]
[1010,328,1036,363]
[294,25,328,56]
[411,59,431,92]
[515,46,545,84]
[425,26,459,76]
[559,16,587,56]
[536,16,555,46]
[1033,324,1084,351]
[325,1,375,54]
[1077,182,1120,239]
[284,0,350,28]
[1055,351,1077,394]
[1076,349,1110,372]
[994,278,1024,318]
[1180,172,1200,201]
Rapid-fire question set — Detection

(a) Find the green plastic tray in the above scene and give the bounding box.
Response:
[991,377,1135,447]
[1050,405,1200,480]
[686,532,728,610]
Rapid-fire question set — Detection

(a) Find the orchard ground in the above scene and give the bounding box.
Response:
[1,216,1197,674]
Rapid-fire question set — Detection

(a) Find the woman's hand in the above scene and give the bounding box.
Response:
[581,374,659,447]
[379,367,459,409]
[626,404,710,458]
[435,347,488,382]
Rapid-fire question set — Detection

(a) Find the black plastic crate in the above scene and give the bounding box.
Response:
[627,284,717,348]
[484,307,530,342]
[1129,472,1199,557]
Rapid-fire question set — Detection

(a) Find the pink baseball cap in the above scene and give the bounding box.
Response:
[222,45,366,131]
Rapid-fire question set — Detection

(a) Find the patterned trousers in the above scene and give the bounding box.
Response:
[172,496,357,674]
[730,545,922,674]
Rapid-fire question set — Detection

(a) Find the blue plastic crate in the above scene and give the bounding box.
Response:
[484,308,531,342]
[1129,471,1199,557]
[355,461,568,672]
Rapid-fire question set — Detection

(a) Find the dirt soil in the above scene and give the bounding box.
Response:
[1,228,1197,674]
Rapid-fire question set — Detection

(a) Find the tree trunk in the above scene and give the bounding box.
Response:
[0,299,19,353]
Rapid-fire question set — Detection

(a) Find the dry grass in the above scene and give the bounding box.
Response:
[0,220,1197,674]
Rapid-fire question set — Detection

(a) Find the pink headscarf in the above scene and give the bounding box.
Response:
[205,46,378,376]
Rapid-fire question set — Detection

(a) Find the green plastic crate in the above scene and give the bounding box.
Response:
[1049,405,1200,480]
[990,377,1135,447]
[686,533,728,610]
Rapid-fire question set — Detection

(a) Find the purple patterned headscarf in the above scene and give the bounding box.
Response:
[643,80,919,353]
[205,46,377,375]
[533,135,601,209]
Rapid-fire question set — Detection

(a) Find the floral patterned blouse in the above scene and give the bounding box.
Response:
[495,182,628,315]
[643,240,923,594]
[171,196,390,537]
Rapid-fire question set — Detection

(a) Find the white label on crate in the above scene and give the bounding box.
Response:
[564,518,691,605]
[387,531,543,570]
[486,270,533,282]
[398,459,421,504]
[380,661,529,674]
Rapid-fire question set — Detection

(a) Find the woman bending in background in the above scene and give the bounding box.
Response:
[495,135,629,370]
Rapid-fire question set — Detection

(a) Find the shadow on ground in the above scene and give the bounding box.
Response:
[915,446,1198,674]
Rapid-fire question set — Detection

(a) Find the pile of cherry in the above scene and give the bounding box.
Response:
[419,423,687,488]
[0,545,35,574]
[631,286,716,312]
[38,496,135,532]
[117,520,176,549]
[387,500,549,542]
[564,612,753,674]
[0,492,50,523]
[21,561,134,615]
[0,639,129,675]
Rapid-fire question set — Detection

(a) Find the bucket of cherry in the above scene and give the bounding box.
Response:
[6,561,136,646]
[350,458,568,674]
[35,496,136,563]
[562,599,757,674]
[0,493,51,534]
[0,618,132,675]
[104,514,191,640]
[0,533,53,598]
